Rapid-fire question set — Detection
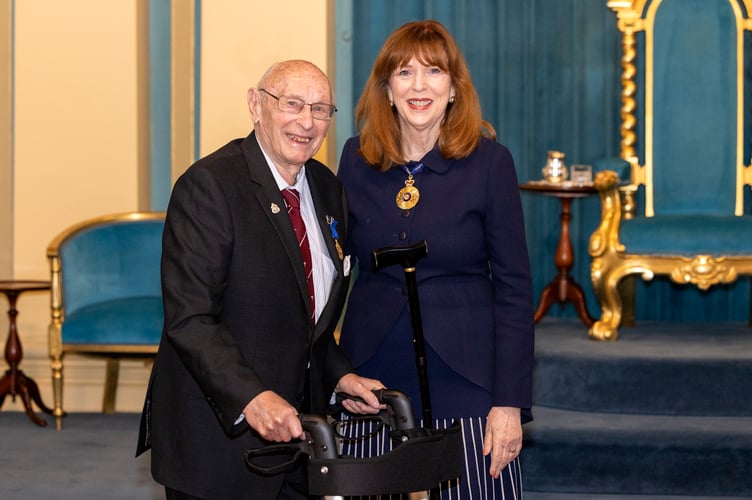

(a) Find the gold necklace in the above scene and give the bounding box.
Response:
[395,162,425,210]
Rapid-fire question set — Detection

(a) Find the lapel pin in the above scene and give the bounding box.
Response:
[271,203,280,214]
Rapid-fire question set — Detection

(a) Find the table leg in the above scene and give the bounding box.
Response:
[0,290,52,426]
[533,197,595,327]
[8,372,50,426]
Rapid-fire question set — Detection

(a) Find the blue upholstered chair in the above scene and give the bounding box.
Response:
[46,212,165,429]
[589,0,752,340]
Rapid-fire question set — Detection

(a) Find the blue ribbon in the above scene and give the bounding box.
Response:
[328,218,339,239]
[402,162,425,176]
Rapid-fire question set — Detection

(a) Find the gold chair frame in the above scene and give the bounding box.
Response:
[589,0,752,340]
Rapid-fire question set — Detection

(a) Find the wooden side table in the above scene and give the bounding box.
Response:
[520,181,597,327]
[0,280,53,426]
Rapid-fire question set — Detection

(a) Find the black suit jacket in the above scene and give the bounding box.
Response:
[137,132,353,498]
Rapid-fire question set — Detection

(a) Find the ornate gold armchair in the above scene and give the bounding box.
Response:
[589,0,752,340]
[47,212,164,429]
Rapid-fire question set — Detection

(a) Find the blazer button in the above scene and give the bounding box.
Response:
[398,231,407,241]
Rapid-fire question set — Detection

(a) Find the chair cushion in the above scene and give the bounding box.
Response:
[60,221,163,316]
[621,215,752,256]
[61,296,163,345]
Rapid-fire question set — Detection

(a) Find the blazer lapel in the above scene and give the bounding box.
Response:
[241,133,347,339]
[241,134,313,322]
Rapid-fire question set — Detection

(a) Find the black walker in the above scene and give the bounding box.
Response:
[246,241,462,497]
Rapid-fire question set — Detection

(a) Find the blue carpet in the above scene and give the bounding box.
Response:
[525,495,752,500]
[0,411,161,499]
[522,319,752,497]
[2,318,750,498]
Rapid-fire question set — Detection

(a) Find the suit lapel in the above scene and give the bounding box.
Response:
[241,134,313,321]
[241,133,346,338]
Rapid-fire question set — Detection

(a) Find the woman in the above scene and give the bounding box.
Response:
[337,20,535,498]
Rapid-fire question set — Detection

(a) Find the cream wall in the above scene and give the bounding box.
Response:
[200,1,332,161]
[3,0,331,417]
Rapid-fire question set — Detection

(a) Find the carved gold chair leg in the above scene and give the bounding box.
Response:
[590,266,622,341]
[50,354,65,430]
[590,259,647,341]
[590,258,615,340]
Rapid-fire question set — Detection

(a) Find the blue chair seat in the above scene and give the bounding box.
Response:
[621,215,752,256]
[62,296,163,346]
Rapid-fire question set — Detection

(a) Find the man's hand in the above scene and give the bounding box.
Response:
[482,406,522,478]
[242,390,303,442]
[334,373,385,414]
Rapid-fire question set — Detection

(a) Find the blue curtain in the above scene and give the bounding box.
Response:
[338,0,750,323]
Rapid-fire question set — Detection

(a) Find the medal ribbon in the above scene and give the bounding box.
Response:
[402,162,425,177]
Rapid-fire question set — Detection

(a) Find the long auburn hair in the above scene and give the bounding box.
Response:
[355,20,496,172]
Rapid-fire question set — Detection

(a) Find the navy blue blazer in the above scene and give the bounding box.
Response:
[337,136,535,419]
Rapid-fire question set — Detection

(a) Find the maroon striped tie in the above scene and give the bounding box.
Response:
[281,188,315,325]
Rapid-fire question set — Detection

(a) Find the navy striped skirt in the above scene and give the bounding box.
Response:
[338,308,524,499]
[337,415,523,499]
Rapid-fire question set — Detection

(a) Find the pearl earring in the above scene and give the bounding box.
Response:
[449,95,456,103]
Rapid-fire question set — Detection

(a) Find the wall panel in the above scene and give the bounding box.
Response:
[199,0,331,168]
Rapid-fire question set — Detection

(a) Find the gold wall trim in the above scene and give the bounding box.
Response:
[731,0,746,215]
[0,0,11,277]
[171,0,196,181]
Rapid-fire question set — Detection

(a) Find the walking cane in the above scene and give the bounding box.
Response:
[371,240,433,428]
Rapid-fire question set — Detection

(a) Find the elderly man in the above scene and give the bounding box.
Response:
[137,60,383,499]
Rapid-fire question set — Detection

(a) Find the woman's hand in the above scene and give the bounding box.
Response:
[483,406,522,478]
[335,373,385,414]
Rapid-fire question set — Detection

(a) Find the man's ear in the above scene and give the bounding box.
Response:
[247,87,261,123]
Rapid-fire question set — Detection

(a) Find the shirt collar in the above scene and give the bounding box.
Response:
[257,142,307,191]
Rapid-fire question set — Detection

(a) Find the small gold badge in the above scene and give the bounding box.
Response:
[327,215,344,260]
[335,239,344,260]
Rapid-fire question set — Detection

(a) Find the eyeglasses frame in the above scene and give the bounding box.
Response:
[259,88,337,120]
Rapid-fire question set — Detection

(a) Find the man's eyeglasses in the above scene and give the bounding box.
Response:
[259,88,337,121]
